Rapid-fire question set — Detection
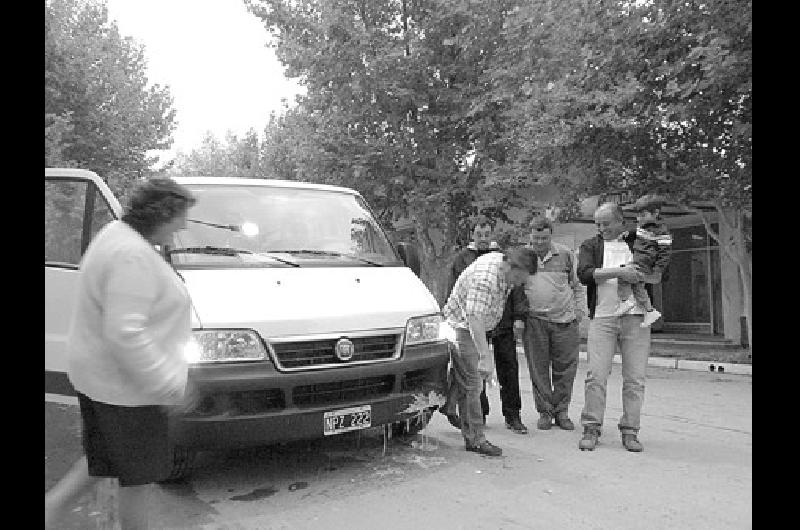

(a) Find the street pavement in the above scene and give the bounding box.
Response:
[45,355,752,529]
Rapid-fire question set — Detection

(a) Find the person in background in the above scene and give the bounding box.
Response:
[615,195,672,327]
[442,248,539,456]
[522,216,587,431]
[440,216,530,435]
[576,202,659,453]
[45,178,197,529]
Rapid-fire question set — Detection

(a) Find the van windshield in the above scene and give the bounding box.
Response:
[169,184,403,268]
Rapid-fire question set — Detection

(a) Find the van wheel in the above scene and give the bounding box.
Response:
[392,408,434,437]
[159,446,196,482]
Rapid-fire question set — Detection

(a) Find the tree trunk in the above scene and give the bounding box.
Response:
[740,257,752,351]
[695,205,752,353]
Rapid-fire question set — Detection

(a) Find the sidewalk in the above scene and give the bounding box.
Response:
[514,344,753,376]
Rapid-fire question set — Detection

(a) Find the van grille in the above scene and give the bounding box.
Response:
[272,334,399,369]
[187,389,285,417]
[292,376,395,407]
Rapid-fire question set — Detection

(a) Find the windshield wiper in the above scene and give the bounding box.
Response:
[167,246,300,267]
[269,250,384,266]
[187,219,239,231]
[167,246,252,256]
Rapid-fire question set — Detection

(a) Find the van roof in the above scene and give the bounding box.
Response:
[46,168,102,180]
[173,176,360,196]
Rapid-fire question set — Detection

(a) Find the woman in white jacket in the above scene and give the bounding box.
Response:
[45,178,196,529]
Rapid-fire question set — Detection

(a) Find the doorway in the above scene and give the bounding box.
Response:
[660,224,723,335]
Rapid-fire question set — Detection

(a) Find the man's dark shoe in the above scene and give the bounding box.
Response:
[621,433,643,452]
[445,413,461,429]
[505,417,529,435]
[579,428,600,451]
[465,440,503,457]
[555,414,575,431]
[537,413,553,430]
[440,408,461,429]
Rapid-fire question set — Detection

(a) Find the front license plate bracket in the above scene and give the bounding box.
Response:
[323,405,372,435]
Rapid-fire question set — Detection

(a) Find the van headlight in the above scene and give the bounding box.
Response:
[183,330,267,363]
[404,314,446,345]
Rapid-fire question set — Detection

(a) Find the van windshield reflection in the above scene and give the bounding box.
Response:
[170,185,401,268]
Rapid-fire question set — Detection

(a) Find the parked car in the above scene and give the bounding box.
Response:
[45,169,449,479]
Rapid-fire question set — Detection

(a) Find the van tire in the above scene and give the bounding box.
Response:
[392,408,434,437]
[159,445,196,482]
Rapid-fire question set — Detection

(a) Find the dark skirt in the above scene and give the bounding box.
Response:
[77,392,171,486]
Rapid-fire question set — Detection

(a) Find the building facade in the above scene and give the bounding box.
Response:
[554,194,749,345]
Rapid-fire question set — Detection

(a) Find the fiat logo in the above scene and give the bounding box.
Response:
[335,338,355,361]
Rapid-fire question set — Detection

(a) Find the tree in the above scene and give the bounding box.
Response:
[170,129,266,178]
[45,0,177,199]
[247,0,533,303]
[248,0,751,337]
[484,0,751,346]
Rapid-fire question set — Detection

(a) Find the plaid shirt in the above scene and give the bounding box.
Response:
[443,252,510,331]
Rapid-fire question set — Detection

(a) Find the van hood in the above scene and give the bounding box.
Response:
[181,266,441,338]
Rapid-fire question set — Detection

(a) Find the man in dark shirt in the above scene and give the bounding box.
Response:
[440,216,529,434]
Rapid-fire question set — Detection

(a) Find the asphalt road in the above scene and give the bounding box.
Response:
[45,357,752,529]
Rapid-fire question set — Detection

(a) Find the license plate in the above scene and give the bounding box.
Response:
[323,405,371,435]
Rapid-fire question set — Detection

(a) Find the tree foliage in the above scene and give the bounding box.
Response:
[45,0,177,199]
[246,0,751,313]
[475,0,751,209]
[247,0,538,302]
[169,129,266,179]
[478,0,752,344]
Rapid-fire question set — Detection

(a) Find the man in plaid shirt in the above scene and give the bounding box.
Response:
[443,248,538,457]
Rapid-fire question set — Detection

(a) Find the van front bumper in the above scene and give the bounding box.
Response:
[169,340,449,449]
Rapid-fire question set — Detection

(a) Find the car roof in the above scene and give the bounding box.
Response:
[173,176,360,196]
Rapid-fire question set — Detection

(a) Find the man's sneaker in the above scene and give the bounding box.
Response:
[622,433,644,452]
[554,413,575,430]
[537,413,553,430]
[465,440,503,457]
[579,428,600,451]
[641,309,662,328]
[505,417,529,435]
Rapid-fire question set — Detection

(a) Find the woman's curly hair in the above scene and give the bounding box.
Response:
[121,178,196,239]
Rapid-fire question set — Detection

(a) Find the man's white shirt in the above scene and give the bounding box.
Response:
[594,237,644,318]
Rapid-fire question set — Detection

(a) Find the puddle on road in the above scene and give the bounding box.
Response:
[156,480,220,525]
[230,486,279,501]
[187,428,452,504]
[288,481,308,491]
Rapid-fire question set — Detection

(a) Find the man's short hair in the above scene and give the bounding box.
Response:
[595,202,624,221]
[633,194,667,213]
[472,214,493,231]
[504,248,538,274]
[529,216,553,232]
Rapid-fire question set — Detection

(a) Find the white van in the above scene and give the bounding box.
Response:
[45,169,449,479]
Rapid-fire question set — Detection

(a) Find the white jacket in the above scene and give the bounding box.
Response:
[67,221,191,406]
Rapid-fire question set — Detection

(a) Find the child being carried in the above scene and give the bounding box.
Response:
[616,195,672,328]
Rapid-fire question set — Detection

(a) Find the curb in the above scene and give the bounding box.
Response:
[576,351,752,376]
[514,346,752,376]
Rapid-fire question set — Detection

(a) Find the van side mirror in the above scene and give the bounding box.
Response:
[396,242,421,277]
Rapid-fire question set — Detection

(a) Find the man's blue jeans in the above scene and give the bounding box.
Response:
[450,328,486,445]
[580,315,650,435]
